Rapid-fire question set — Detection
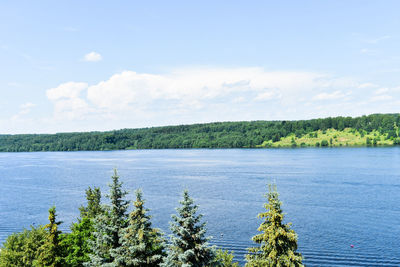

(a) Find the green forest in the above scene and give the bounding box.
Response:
[0,170,303,267]
[1,113,400,152]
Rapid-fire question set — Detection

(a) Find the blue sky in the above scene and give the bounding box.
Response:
[1,1,400,133]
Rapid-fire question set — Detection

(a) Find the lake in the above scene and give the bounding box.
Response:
[1,148,400,266]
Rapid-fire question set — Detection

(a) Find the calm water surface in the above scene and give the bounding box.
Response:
[1,148,399,266]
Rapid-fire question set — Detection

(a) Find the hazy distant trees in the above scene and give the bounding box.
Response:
[1,114,400,151]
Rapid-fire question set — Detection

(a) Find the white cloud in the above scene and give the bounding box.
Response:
[374,88,389,95]
[46,82,90,120]
[20,102,36,112]
[254,90,280,101]
[47,82,88,100]
[42,67,400,131]
[11,102,36,121]
[358,83,378,89]
[313,90,350,100]
[370,94,393,102]
[83,51,102,62]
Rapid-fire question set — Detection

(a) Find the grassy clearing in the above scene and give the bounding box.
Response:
[259,128,395,148]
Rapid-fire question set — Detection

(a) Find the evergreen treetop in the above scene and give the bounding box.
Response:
[162,189,216,267]
[62,187,102,266]
[86,169,130,266]
[79,186,102,219]
[113,189,165,266]
[245,184,303,267]
[35,206,64,267]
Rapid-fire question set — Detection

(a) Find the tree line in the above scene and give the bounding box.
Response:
[0,170,303,267]
[1,113,399,152]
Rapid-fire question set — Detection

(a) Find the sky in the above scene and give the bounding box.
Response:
[1,1,400,134]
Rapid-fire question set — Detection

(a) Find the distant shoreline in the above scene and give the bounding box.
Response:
[1,113,399,152]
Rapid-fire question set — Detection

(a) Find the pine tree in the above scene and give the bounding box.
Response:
[113,189,165,266]
[35,206,64,267]
[245,184,303,267]
[162,190,216,267]
[86,169,130,266]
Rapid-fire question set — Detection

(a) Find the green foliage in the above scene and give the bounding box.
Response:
[79,187,102,219]
[1,113,400,151]
[290,137,297,148]
[366,137,371,146]
[35,206,64,267]
[0,226,47,267]
[162,190,216,267]
[62,187,102,266]
[215,249,239,267]
[61,217,94,266]
[86,169,130,266]
[245,184,303,267]
[1,170,310,267]
[320,140,329,147]
[113,189,165,266]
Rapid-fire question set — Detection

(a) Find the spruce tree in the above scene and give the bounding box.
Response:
[86,169,129,266]
[113,189,165,266]
[79,186,102,219]
[162,190,216,267]
[245,184,303,267]
[35,206,64,267]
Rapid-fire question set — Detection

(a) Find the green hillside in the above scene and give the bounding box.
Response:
[0,113,400,152]
[260,128,396,148]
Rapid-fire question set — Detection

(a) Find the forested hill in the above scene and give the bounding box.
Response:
[1,113,400,152]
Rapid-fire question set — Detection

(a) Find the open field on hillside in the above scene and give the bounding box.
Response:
[259,128,395,148]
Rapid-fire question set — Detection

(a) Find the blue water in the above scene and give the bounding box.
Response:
[1,148,400,266]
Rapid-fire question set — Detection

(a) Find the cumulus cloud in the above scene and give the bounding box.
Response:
[47,82,88,100]
[44,67,400,129]
[46,82,91,120]
[83,51,102,62]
